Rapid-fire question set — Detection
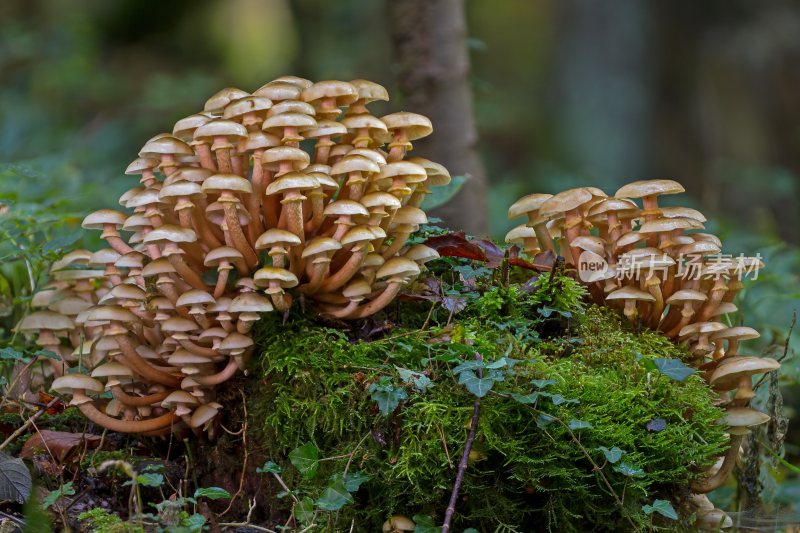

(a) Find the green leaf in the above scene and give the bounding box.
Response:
[396,367,434,392]
[412,514,442,533]
[369,378,409,416]
[181,512,207,532]
[511,392,540,404]
[613,462,645,477]
[530,378,556,389]
[548,394,579,406]
[329,471,371,493]
[419,175,467,211]
[294,496,315,524]
[652,358,695,381]
[0,454,32,503]
[42,481,75,509]
[642,499,678,520]
[124,473,163,487]
[458,369,496,398]
[463,529,480,533]
[568,419,592,430]
[597,446,625,464]
[485,356,521,370]
[193,487,231,500]
[290,442,320,480]
[256,460,282,474]
[314,480,353,511]
[535,413,555,428]
[41,232,81,253]
[0,347,24,361]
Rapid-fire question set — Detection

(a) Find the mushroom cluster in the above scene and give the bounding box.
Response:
[15,77,447,437]
[507,180,778,527]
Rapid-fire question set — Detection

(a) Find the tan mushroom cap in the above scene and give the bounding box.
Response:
[173,113,215,140]
[91,362,135,379]
[508,193,554,219]
[230,293,273,313]
[82,209,127,230]
[125,157,158,175]
[202,174,253,195]
[639,217,701,233]
[505,224,538,243]
[301,80,359,105]
[666,289,707,304]
[139,136,194,158]
[381,112,433,140]
[615,179,685,199]
[194,119,248,143]
[615,231,647,248]
[382,515,416,533]
[376,257,420,280]
[261,146,310,167]
[679,240,721,256]
[719,407,770,429]
[710,326,760,342]
[361,192,402,210]
[223,96,273,121]
[52,374,104,395]
[302,237,343,257]
[254,267,299,289]
[255,229,303,251]
[710,357,780,390]
[379,161,427,181]
[342,279,373,300]
[272,75,313,89]
[168,167,213,184]
[606,286,656,302]
[190,403,223,428]
[403,244,439,264]
[262,112,318,133]
[266,173,320,196]
[347,148,387,166]
[16,311,75,332]
[324,199,370,217]
[331,155,382,176]
[392,206,428,226]
[143,225,197,245]
[695,508,733,530]
[141,258,177,278]
[254,81,303,102]
[51,249,93,271]
[177,290,216,308]
[203,87,250,114]
[349,79,390,103]
[304,119,348,139]
[659,206,707,222]
[268,99,316,117]
[162,316,201,332]
[570,236,605,255]
[161,390,199,415]
[587,198,639,217]
[679,321,727,338]
[539,188,593,218]
[88,305,138,323]
[219,332,255,352]
[407,156,451,186]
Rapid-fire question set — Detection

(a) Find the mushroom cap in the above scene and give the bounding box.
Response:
[88,305,138,323]
[719,407,770,428]
[138,136,193,158]
[665,289,708,304]
[639,217,701,233]
[361,192,402,210]
[407,156,451,186]
[91,362,135,379]
[162,316,201,333]
[230,293,273,313]
[363,253,386,268]
[378,161,427,181]
[587,198,639,217]
[254,81,303,102]
[52,374,104,395]
[301,80,359,106]
[679,240,721,256]
[203,87,250,114]
[107,283,147,301]
[168,167,213,184]
[382,515,416,532]
[505,224,538,243]
[126,188,163,209]
[255,229,302,250]
[331,155,381,176]
[125,157,158,175]
[508,193,554,219]
[190,403,222,428]
[710,302,738,316]
[177,290,216,308]
[268,99,317,117]
[659,206,707,222]
[273,75,313,89]
[615,231,647,248]
[82,209,127,230]
[265,172,319,195]
[324,200,370,217]
[202,174,253,195]
[141,258,177,277]
[341,225,378,246]
[404,244,440,264]
[377,257,420,280]
[349,79,389,103]
[162,390,199,409]
[219,332,255,351]
[539,188,593,218]
[381,112,433,140]
[392,206,428,227]
[262,146,310,167]
[143,225,197,244]
[194,119,249,143]
[570,236,605,255]
[50,249,92,272]
[343,279,373,299]
[223,96,273,120]
[679,321,727,338]
[159,181,203,201]
[347,148,387,166]
[710,326,760,342]
[173,113,215,140]
[262,112,318,132]
[710,357,780,390]
[615,179,685,199]
[89,248,121,266]
[204,246,245,267]
[304,119,348,139]
[695,508,733,530]
[605,286,655,302]
[302,237,343,257]
[168,349,210,366]
[253,267,299,288]
[50,296,94,316]
[16,311,75,332]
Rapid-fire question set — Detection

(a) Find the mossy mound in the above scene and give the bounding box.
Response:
[246,269,727,531]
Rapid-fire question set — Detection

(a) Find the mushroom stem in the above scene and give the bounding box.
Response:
[193,359,239,386]
[691,434,744,493]
[317,251,366,293]
[346,282,403,319]
[196,144,217,172]
[177,339,220,357]
[78,402,179,433]
[115,337,181,388]
[247,153,266,243]
[110,385,172,407]
[213,268,231,299]
[223,204,259,269]
[167,254,208,290]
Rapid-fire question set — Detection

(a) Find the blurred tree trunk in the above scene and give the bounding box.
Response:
[388,0,489,236]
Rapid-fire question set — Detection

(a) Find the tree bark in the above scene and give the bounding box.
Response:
[388,0,489,236]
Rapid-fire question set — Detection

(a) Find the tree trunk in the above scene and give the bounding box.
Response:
[388,0,489,236]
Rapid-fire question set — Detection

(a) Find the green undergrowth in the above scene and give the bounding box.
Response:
[245,265,728,532]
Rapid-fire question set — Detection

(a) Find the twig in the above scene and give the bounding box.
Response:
[754,310,795,392]
[0,397,59,452]
[442,353,483,532]
[219,498,277,532]
[220,389,249,516]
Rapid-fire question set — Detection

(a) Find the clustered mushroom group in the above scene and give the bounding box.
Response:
[14,76,446,438]
[508,179,778,528]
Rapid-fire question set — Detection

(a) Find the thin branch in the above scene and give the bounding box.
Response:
[0,397,59,452]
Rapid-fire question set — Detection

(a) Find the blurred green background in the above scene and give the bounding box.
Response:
[2,0,800,517]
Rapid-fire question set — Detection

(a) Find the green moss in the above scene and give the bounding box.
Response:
[245,272,727,531]
[77,508,143,533]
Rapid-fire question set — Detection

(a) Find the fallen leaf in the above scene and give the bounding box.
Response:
[423,232,488,262]
[21,430,102,463]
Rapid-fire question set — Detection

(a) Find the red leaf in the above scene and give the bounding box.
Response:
[21,430,103,463]
[423,232,488,262]
[472,239,504,268]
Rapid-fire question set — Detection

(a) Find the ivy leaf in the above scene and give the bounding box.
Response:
[290,442,319,480]
[193,487,231,500]
[568,419,592,431]
[485,356,521,370]
[315,480,353,511]
[420,174,467,211]
[511,392,540,405]
[652,358,694,381]
[613,462,645,477]
[597,446,625,464]
[396,367,434,393]
[369,378,409,416]
[33,349,61,361]
[535,413,555,429]
[0,454,31,503]
[548,394,579,406]
[451,359,484,375]
[294,496,315,524]
[329,471,371,493]
[124,473,163,487]
[182,513,206,532]
[41,232,81,254]
[642,499,678,520]
[530,379,556,389]
[256,461,282,474]
[412,514,442,533]
[42,481,75,509]
[457,370,496,398]
[0,347,24,361]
